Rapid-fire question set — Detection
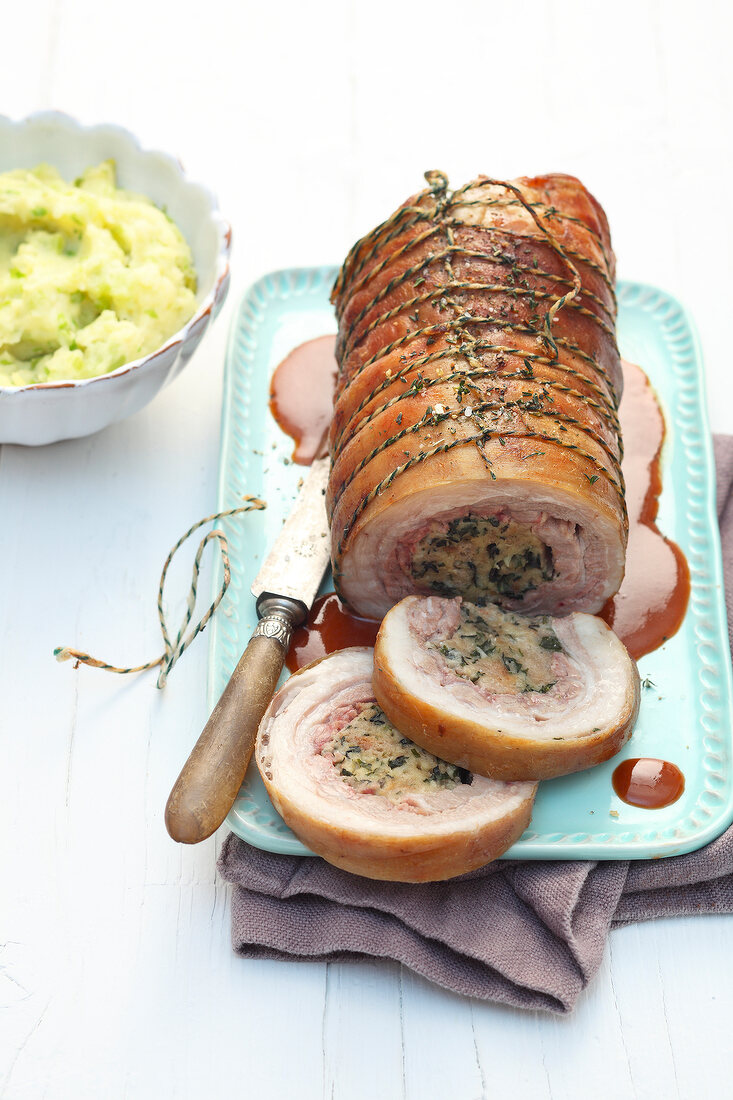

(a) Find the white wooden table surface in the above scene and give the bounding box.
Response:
[2,1,732,1096]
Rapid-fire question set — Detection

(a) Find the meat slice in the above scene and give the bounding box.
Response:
[372,597,640,781]
[255,647,537,881]
[328,172,626,619]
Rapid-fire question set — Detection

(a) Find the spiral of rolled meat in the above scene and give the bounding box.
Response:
[373,596,640,781]
[256,647,537,881]
[328,172,626,620]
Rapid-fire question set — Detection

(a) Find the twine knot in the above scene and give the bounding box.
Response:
[424,169,449,194]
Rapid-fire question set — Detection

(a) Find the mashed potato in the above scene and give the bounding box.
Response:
[0,160,197,387]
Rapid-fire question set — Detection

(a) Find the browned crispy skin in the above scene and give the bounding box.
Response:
[262,777,535,882]
[328,173,626,618]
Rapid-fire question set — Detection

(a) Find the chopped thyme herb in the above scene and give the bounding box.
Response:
[322,701,473,800]
[410,513,553,602]
[424,602,569,697]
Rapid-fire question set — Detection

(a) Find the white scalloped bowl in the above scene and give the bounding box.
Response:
[0,112,231,445]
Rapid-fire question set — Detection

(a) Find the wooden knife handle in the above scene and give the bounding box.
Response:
[165,597,303,844]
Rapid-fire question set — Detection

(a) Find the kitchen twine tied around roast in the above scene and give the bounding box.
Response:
[54,497,266,688]
[422,169,584,363]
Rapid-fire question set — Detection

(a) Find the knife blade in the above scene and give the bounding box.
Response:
[165,457,331,844]
[251,455,330,612]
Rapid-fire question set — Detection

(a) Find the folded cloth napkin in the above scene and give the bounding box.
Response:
[217,436,733,1014]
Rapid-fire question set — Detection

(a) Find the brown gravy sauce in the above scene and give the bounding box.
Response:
[286,593,380,673]
[612,757,685,809]
[269,335,337,465]
[601,360,690,659]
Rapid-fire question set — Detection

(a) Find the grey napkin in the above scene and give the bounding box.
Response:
[217,436,733,1014]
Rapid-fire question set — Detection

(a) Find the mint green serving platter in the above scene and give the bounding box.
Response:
[211,267,733,860]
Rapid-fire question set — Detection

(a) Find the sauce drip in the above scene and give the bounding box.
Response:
[286,592,380,673]
[612,758,685,809]
[269,335,337,464]
[601,361,690,659]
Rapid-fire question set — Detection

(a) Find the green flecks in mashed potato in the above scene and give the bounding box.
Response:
[0,160,197,387]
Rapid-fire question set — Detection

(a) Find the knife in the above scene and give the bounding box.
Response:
[165,456,331,844]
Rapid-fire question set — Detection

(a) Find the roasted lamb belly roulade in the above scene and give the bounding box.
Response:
[256,648,537,881]
[328,172,627,620]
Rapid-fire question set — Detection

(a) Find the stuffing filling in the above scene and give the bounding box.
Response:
[319,702,471,801]
[426,601,563,695]
[409,513,553,601]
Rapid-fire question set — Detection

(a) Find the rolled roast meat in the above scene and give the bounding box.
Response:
[328,172,626,620]
[256,648,537,881]
[373,596,640,781]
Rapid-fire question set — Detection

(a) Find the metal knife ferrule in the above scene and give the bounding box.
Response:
[253,595,307,650]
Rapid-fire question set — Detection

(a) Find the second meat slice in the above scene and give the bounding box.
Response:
[373,596,640,781]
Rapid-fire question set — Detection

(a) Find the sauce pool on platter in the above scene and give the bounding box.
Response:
[286,592,380,673]
[600,361,690,659]
[269,335,337,465]
[612,757,685,809]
